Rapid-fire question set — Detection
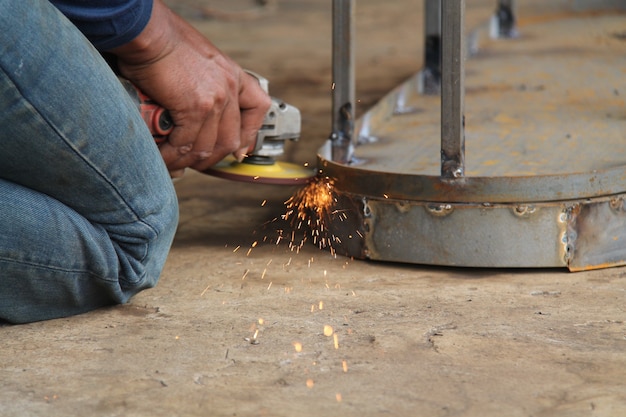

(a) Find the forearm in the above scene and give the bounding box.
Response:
[108,0,174,64]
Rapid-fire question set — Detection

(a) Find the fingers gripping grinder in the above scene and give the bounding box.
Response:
[122,72,314,185]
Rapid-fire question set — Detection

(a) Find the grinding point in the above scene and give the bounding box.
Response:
[203,156,316,185]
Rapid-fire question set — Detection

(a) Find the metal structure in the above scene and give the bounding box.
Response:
[322,0,626,271]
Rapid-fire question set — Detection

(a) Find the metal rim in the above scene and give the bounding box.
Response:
[318,156,626,203]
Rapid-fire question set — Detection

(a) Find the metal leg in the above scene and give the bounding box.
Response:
[490,0,517,39]
[420,0,441,95]
[330,0,355,164]
[440,0,465,179]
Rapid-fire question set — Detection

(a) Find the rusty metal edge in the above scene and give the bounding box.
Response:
[317,145,626,204]
[325,191,626,271]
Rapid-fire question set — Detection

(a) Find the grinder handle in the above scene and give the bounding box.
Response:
[120,78,174,144]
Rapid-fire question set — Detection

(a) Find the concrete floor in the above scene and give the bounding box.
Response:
[1,1,625,416]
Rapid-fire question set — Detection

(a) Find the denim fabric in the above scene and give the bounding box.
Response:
[0,1,179,323]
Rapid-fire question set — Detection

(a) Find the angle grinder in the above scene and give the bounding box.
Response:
[121,72,315,185]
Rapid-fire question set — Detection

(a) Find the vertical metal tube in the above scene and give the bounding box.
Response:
[330,0,355,164]
[491,0,517,38]
[421,0,441,94]
[440,0,465,179]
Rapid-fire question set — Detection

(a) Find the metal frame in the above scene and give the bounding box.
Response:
[322,1,626,271]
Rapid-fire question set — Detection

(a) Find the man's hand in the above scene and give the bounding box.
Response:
[109,0,271,175]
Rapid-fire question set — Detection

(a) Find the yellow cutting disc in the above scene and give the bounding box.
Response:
[203,156,316,185]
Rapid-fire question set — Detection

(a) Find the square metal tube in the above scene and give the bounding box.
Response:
[492,0,517,38]
[330,0,356,164]
[440,0,465,179]
[421,0,442,94]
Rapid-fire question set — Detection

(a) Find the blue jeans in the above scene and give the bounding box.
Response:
[0,1,179,323]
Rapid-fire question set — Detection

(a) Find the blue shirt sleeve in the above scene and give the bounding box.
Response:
[50,0,153,50]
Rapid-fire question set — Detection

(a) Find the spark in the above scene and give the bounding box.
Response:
[318,301,324,310]
[281,176,343,253]
[258,318,265,325]
[267,281,273,290]
[333,333,339,349]
[336,393,343,402]
[241,269,249,280]
[293,341,303,353]
[342,360,348,372]
[261,199,267,207]
[323,325,334,337]
[232,245,241,253]
[200,284,211,297]
[306,379,315,389]
[246,241,258,256]
[261,268,267,279]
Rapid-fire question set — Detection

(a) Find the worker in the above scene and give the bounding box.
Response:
[0,0,271,323]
